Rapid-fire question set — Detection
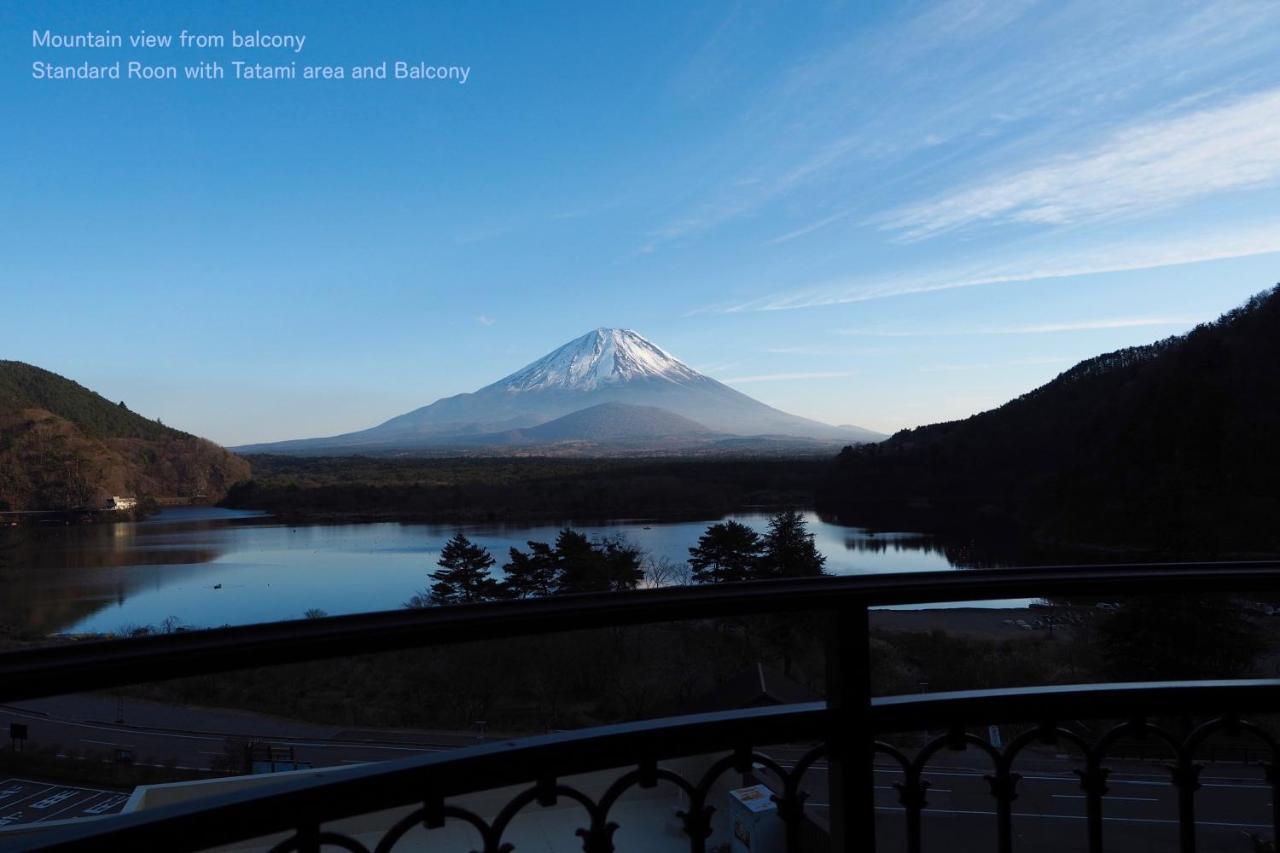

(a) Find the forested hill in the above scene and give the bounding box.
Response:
[821,285,1280,555]
[0,361,187,440]
[0,361,250,511]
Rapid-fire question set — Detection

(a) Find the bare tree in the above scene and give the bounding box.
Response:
[642,555,692,589]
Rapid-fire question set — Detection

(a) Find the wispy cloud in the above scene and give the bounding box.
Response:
[896,0,1043,52]
[721,370,857,383]
[765,210,851,245]
[919,356,1070,372]
[639,1,1280,261]
[879,87,1280,239]
[694,359,745,375]
[708,222,1280,313]
[838,316,1196,337]
[633,135,864,255]
[476,315,496,327]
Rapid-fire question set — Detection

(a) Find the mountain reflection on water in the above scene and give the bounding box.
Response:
[0,510,243,636]
[1,507,1038,636]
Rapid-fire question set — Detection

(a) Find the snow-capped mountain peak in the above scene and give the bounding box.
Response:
[231,327,887,453]
[496,328,704,393]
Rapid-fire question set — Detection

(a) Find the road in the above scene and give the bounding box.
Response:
[0,695,483,772]
[764,747,1275,852]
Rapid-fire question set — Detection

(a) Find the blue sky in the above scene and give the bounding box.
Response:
[3,0,1279,444]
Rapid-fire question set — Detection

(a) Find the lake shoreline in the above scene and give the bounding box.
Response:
[28,605,1052,647]
[5,507,979,636]
[218,503,802,528]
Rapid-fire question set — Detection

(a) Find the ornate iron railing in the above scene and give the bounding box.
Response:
[4,561,1280,853]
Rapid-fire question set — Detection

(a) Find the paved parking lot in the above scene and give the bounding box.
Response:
[0,779,128,827]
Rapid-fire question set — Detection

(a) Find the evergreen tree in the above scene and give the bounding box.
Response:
[594,535,645,592]
[553,529,644,593]
[501,529,647,595]
[749,512,826,677]
[552,528,598,593]
[688,520,762,583]
[502,540,559,599]
[427,533,500,605]
[759,510,826,579]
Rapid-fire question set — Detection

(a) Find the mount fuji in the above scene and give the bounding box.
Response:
[235,329,884,454]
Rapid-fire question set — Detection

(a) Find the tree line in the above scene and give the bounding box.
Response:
[413,509,826,606]
[223,456,829,527]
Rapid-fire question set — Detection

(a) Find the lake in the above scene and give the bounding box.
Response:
[0,508,1020,635]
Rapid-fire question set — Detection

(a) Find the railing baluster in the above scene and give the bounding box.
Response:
[1171,754,1202,853]
[299,824,320,853]
[826,602,875,852]
[895,770,927,853]
[1075,757,1109,853]
[1266,762,1280,852]
[985,760,1020,853]
[782,810,801,853]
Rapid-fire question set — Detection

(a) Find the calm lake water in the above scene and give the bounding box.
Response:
[0,508,1018,636]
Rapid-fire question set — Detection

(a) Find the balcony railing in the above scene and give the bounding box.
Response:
[4,561,1280,853]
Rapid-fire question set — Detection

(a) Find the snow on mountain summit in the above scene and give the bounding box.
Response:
[231,327,888,453]
[496,328,704,393]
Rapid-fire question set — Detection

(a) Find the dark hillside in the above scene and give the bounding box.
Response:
[0,361,181,440]
[821,285,1280,554]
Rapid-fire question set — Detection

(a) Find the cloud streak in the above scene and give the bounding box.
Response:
[721,370,857,383]
[879,87,1280,239]
[765,210,851,245]
[838,316,1196,337]
[710,222,1280,313]
[918,356,1071,372]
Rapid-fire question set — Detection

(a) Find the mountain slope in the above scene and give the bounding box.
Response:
[238,329,883,453]
[821,285,1280,553]
[0,361,177,441]
[0,361,250,511]
[515,402,712,443]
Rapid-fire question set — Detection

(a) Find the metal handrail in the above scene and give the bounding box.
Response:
[11,703,829,852]
[6,562,1280,853]
[16,680,1280,852]
[4,562,1280,703]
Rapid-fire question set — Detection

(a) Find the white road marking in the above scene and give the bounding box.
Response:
[872,767,1274,791]
[83,796,127,816]
[0,784,54,813]
[1052,794,1157,802]
[2,779,115,795]
[0,779,129,824]
[873,805,1270,830]
[30,790,77,810]
[44,792,104,822]
[2,708,443,754]
[876,764,1271,785]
